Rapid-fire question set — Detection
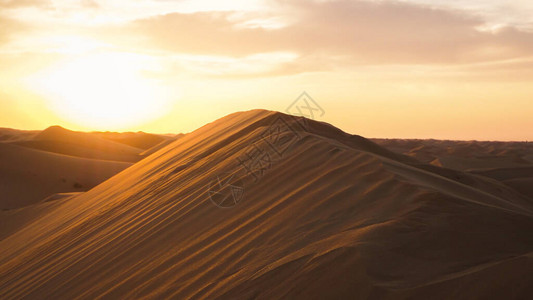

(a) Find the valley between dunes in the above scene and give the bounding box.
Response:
[1,110,532,299]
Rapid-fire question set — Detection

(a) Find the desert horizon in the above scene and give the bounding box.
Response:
[1,0,533,299]
[5,123,533,143]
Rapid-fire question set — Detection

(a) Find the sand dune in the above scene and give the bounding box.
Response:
[92,131,173,150]
[14,126,144,162]
[0,143,132,209]
[502,178,533,198]
[42,192,84,203]
[471,166,533,181]
[139,134,184,157]
[0,195,74,242]
[0,110,532,299]
[0,128,39,142]
[469,166,533,199]
[373,139,533,171]
[376,139,533,201]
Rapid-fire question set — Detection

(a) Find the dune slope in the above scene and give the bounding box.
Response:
[0,110,532,299]
[139,134,183,157]
[373,139,533,171]
[0,128,39,142]
[14,126,143,162]
[0,143,132,209]
[92,131,171,150]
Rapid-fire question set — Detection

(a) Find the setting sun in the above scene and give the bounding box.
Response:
[27,52,171,130]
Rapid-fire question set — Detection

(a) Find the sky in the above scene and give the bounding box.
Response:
[1,0,532,140]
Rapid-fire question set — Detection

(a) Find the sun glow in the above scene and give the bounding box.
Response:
[27,52,172,130]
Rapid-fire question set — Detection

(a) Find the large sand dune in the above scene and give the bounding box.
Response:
[0,110,532,299]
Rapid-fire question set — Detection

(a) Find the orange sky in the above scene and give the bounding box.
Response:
[1,0,533,140]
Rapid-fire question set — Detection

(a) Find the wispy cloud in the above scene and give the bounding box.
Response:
[0,16,29,46]
[89,0,533,78]
[0,0,51,9]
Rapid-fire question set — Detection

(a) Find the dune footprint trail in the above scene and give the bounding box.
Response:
[1,110,532,299]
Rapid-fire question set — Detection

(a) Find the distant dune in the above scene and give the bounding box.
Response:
[92,131,173,150]
[1,110,531,299]
[139,134,184,157]
[375,138,533,201]
[373,139,533,171]
[13,126,143,162]
[0,143,131,209]
[0,126,174,210]
[0,128,39,142]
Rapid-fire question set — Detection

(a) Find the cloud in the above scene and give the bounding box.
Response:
[143,52,332,79]
[81,0,99,9]
[7,0,529,79]
[121,0,533,66]
[0,16,28,46]
[128,12,278,57]
[396,0,533,30]
[0,0,51,8]
[458,57,533,81]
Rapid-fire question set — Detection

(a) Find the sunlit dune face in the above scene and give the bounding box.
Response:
[28,53,171,130]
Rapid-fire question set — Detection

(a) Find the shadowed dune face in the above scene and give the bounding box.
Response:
[0,128,40,143]
[373,139,533,171]
[374,138,533,200]
[0,110,532,299]
[0,143,132,209]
